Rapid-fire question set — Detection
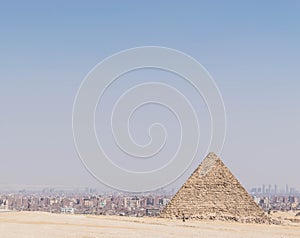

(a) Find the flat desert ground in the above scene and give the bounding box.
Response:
[0,212,300,238]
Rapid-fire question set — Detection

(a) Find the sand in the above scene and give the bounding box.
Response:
[0,212,299,238]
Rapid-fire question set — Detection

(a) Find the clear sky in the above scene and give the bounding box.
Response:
[1,1,299,192]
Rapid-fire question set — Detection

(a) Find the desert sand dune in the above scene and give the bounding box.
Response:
[0,212,299,238]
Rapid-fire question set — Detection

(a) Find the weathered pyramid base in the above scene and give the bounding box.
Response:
[162,212,274,224]
[160,153,278,224]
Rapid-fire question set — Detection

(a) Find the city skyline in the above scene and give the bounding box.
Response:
[1,187,299,216]
[0,182,299,195]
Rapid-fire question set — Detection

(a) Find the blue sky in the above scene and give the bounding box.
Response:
[0,1,299,191]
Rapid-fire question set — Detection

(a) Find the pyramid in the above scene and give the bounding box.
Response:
[160,152,271,223]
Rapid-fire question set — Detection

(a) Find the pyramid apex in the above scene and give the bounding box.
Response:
[207,151,218,157]
[195,152,222,177]
[205,152,222,161]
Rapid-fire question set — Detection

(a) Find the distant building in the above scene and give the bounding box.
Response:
[61,207,74,214]
[146,208,160,216]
